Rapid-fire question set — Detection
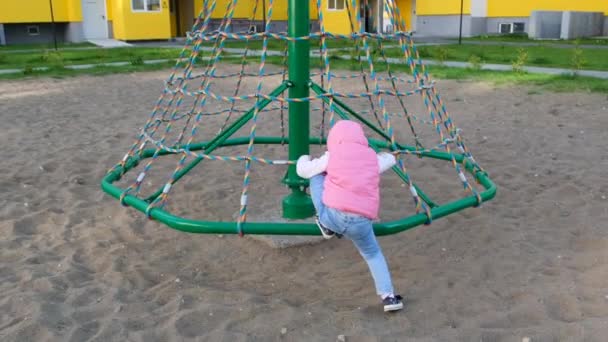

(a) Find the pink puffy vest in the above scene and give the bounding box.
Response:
[323,121,380,219]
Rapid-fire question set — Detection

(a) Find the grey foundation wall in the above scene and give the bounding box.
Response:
[415,15,473,37]
[529,11,562,39]
[560,11,604,39]
[605,17,608,36]
[65,22,85,43]
[469,17,487,36]
[107,21,114,39]
[3,23,67,45]
[415,15,531,37]
[0,24,6,45]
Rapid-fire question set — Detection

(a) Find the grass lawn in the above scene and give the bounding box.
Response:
[1,42,607,94]
[0,47,188,70]
[378,44,608,71]
[0,62,176,80]
[0,39,371,71]
[262,55,608,93]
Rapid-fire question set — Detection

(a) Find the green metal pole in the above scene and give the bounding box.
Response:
[282,0,315,219]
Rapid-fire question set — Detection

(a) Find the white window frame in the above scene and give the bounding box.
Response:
[327,0,346,11]
[498,23,513,34]
[131,0,161,13]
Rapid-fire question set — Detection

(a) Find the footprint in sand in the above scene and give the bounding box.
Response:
[68,321,99,342]
[175,310,225,338]
[544,293,583,323]
[12,217,38,236]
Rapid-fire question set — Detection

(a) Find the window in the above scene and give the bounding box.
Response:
[499,22,526,34]
[328,0,345,10]
[27,25,40,36]
[512,22,525,33]
[132,0,161,12]
[498,23,512,34]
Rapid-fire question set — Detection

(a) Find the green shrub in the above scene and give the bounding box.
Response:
[434,46,450,65]
[468,54,483,71]
[570,42,586,74]
[40,51,65,69]
[511,48,528,74]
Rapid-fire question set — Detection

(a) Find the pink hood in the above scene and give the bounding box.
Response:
[323,120,381,219]
[327,120,369,152]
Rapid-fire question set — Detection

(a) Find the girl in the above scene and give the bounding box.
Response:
[296,120,403,312]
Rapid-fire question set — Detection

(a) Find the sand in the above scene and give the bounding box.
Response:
[1,67,607,341]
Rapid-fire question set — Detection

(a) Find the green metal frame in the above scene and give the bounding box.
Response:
[102,135,496,236]
[100,0,497,236]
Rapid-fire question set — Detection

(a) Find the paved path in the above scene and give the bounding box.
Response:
[383,57,608,79]
[87,39,133,48]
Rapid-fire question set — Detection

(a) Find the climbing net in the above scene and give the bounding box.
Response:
[107,0,487,235]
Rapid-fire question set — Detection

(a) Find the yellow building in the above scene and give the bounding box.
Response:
[405,0,608,38]
[0,0,320,45]
[1,0,606,45]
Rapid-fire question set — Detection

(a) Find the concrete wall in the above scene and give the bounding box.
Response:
[416,15,473,37]
[415,15,533,37]
[561,11,604,39]
[529,11,562,39]
[0,24,6,45]
[65,22,84,43]
[469,17,487,36]
[529,11,605,39]
[414,12,607,37]
[107,21,114,39]
[3,23,67,45]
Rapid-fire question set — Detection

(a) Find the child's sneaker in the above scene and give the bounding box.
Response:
[315,216,335,239]
[383,295,404,312]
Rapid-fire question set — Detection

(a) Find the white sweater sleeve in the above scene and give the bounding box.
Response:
[296,152,329,179]
[377,152,397,174]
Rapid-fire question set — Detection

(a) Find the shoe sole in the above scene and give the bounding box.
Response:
[315,218,334,240]
[384,302,404,312]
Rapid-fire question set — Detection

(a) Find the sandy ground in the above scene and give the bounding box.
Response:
[1,65,608,342]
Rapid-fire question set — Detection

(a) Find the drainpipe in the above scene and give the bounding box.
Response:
[262,0,266,32]
[458,0,464,44]
[49,0,58,50]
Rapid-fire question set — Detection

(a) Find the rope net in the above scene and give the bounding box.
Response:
[108,0,485,233]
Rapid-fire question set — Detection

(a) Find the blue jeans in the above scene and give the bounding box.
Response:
[310,174,395,296]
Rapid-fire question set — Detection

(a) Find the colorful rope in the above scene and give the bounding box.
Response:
[110,0,487,232]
